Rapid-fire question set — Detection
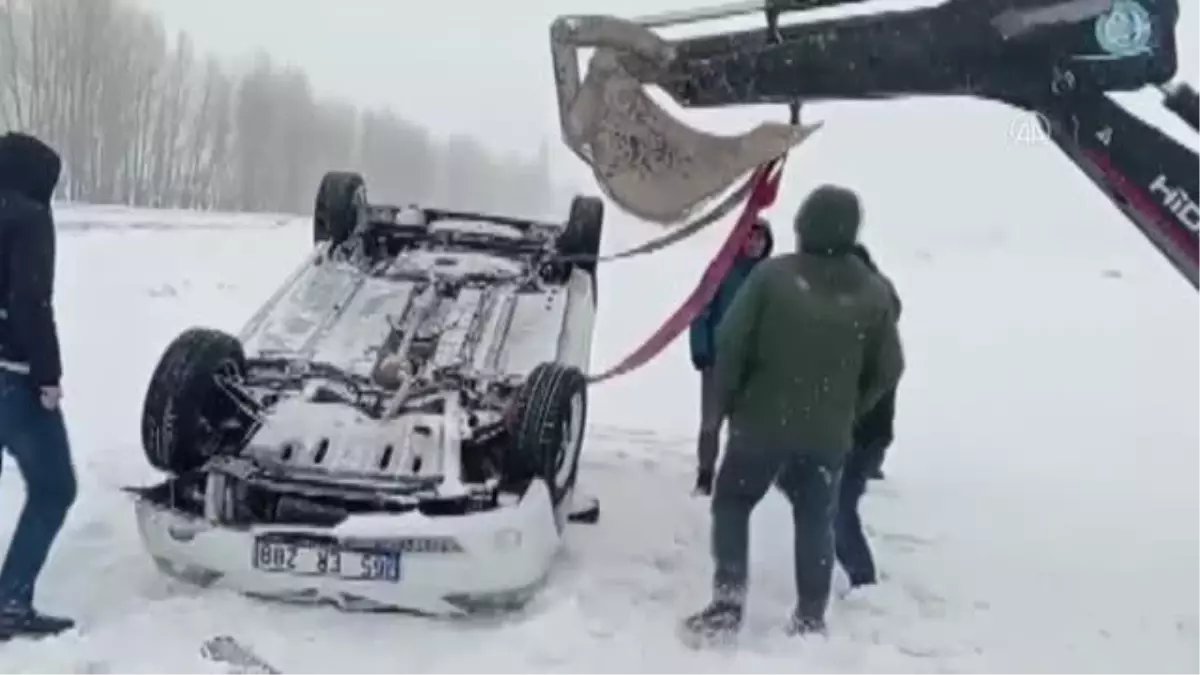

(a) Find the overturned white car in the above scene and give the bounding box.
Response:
[128,171,604,615]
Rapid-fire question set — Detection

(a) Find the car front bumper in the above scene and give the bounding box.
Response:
[131,480,563,616]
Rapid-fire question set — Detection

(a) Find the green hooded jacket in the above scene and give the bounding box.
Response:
[711,185,905,462]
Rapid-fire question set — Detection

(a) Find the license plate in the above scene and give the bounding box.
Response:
[252,538,401,583]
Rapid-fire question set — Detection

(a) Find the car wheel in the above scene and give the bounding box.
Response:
[141,327,246,475]
[505,362,588,522]
[556,195,604,302]
[313,171,367,249]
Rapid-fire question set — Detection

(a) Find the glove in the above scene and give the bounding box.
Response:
[39,386,62,410]
[693,467,714,496]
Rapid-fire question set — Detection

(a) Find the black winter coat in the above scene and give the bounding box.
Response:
[850,243,901,452]
[0,133,63,387]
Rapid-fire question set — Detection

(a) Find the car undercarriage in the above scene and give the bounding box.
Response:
[136,174,605,527]
[126,174,606,614]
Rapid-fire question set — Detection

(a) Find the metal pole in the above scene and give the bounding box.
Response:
[629,1,767,29]
[629,0,875,28]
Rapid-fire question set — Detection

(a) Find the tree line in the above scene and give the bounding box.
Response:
[0,0,565,216]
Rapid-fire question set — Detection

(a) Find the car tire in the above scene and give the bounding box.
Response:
[313,171,367,248]
[555,195,604,301]
[141,327,246,475]
[505,362,588,520]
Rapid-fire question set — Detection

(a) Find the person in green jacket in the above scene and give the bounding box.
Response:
[680,184,905,643]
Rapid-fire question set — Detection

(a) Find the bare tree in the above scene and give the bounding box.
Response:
[0,0,29,129]
[0,0,562,216]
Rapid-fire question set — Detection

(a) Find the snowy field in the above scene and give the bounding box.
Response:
[0,190,1194,673]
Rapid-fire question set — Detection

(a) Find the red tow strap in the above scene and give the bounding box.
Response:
[587,157,788,385]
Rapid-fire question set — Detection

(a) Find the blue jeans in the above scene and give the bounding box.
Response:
[0,370,76,608]
[835,443,877,587]
[711,431,842,623]
[836,422,893,587]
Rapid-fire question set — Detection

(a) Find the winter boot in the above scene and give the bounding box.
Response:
[679,600,743,647]
[784,610,827,638]
[0,605,74,640]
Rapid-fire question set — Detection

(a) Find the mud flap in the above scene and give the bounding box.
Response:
[550,14,820,225]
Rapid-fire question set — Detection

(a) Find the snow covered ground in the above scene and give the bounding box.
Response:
[0,198,1193,673]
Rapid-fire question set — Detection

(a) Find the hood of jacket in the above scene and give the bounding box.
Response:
[0,133,61,206]
[793,184,861,256]
[738,217,775,265]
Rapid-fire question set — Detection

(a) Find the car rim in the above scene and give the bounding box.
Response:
[554,391,584,490]
[199,358,241,456]
[207,358,241,412]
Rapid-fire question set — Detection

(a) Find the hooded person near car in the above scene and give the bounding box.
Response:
[835,242,904,590]
[850,242,901,481]
[681,184,904,642]
[0,132,77,639]
[688,218,773,496]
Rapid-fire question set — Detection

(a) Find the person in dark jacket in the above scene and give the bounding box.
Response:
[850,243,901,481]
[689,218,773,496]
[0,132,76,639]
[835,243,904,590]
[681,185,904,643]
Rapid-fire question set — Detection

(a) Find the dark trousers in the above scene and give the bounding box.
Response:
[834,441,880,587]
[0,370,76,608]
[696,368,722,474]
[710,430,842,623]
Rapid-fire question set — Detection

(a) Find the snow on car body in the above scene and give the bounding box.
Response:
[128,172,605,615]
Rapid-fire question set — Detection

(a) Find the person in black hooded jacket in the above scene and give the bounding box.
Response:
[834,242,902,590]
[0,132,76,638]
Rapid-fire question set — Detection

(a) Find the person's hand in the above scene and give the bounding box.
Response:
[39,386,62,410]
[693,467,714,497]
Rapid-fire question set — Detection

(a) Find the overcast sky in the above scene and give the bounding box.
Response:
[136,0,1198,251]
[139,0,673,157]
[139,0,1197,149]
